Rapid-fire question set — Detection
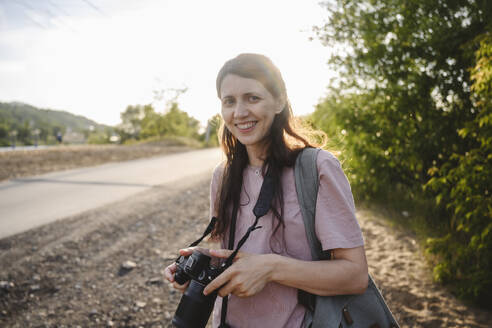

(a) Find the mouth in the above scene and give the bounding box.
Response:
[235,121,257,132]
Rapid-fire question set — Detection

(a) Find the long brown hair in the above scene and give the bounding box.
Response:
[211,53,325,246]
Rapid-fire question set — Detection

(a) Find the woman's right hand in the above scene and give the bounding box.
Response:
[164,247,204,293]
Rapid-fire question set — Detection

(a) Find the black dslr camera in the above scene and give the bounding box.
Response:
[172,251,225,328]
[171,170,274,328]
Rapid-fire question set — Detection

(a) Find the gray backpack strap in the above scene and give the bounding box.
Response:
[294,147,323,261]
[294,148,400,328]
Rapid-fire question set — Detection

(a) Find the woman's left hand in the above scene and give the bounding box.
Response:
[203,249,275,298]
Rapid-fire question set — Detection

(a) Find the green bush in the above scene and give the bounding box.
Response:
[312,0,492,306]
[425,33,492,304]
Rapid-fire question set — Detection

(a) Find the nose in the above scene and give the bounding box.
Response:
[233,101,249,119]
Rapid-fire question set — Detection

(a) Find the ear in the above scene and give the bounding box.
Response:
[275,99,286,114]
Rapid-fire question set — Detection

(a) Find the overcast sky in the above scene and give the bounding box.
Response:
[0,0,336,127]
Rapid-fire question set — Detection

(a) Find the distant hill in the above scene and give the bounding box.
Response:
[0,102,111,146]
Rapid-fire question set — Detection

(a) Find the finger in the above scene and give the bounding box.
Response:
[178,248,195,256]
[164,263,177,282]
[173,281,189,292]
[179,246,208,256]
[217,280,236,298]
[203,269,231,295]
[209,249,234,259]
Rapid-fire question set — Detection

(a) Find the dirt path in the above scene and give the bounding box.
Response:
[359,209,491,327]
[0,174,490,327]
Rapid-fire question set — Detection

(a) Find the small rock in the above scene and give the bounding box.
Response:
[0,281,13,290]
[402,211,409,217]
[118,260,137,276]
[89,309,98,317]
[30,284,41,291]
[165,311,171,319]
[107,320,114,327]
[135,301,146,308]
[32,274,41,281]
[146,277,162,285]
[122,260,137,269]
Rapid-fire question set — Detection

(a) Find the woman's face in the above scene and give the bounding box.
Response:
[220,74,283,157]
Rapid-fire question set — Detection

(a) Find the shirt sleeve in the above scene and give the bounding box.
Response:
[210,162,225,218]
[314,150,364,251]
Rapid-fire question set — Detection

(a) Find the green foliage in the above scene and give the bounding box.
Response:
[425,33,492,304]
[117,102,201,143]
[158,103,200,139]
[87,127,114,144]
[0,102,108,146]
[313,0,491,305]
[200,114,222,147]
[117,104,146,141]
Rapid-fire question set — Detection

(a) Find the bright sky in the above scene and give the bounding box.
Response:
[0,0,335,127]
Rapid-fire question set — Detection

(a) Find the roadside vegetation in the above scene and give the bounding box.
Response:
[0,91,221,148]
[310,0,491,307]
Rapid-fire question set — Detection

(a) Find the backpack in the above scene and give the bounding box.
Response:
[294,148,400,328]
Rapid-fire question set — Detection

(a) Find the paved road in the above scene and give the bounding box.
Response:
[0,148,223,239]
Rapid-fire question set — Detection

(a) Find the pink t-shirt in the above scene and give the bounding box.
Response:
[209,149,364,328]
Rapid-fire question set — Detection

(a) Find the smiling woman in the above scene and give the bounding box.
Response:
[219,74,284,166]
[164,53,368,328]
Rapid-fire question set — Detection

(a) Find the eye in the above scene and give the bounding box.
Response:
[248,95,260,102]
[222,98,235,106]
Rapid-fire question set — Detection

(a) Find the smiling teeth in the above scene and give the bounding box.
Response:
[237,122,256,129]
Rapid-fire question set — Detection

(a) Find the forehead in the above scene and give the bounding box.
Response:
[220,74,272,98]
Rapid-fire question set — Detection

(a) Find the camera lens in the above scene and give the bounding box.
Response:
[172,280,217,328]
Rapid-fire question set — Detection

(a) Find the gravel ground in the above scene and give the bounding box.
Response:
[0,171,217,328]
[1,148,491,327]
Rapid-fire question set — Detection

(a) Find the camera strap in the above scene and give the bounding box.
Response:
[219,201,238,328]
[220,165,275,328]
[174,217,218,263]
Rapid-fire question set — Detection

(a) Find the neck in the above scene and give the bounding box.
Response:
[246,144,266,167]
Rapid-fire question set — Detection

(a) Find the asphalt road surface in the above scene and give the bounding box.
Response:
[0,148,222,239]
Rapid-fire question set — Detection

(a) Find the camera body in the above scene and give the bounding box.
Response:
[172,251,224,328]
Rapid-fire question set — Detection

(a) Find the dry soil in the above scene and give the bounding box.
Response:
[0,147,491,327]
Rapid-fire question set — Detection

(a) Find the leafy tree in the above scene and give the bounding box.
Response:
[160,102,200,138]
[118,102,200,143]
[425,33,492,304]
[312,0,491,304]
[140,104,162,139]
[201,114,222,147]
[118,105,145,141]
